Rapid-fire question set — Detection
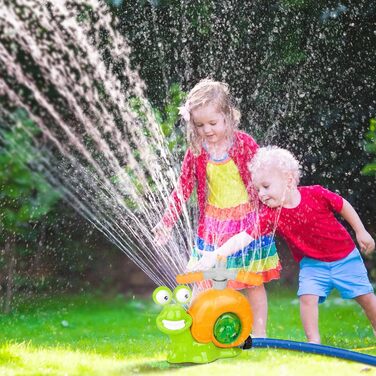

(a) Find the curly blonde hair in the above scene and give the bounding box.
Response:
[249,146,301,184]
[181,79,241,156]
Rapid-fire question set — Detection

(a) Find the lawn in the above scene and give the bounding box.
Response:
[0,286,375,375]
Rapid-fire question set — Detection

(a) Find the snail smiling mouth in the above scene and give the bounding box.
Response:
[162,319,185,330]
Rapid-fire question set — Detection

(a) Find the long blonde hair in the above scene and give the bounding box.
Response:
[181,79,241,156]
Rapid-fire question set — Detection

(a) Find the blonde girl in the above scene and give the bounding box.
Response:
[154,79,281,337]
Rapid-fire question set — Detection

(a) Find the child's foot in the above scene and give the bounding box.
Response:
[306,333,320,344]
[307,339,321,344]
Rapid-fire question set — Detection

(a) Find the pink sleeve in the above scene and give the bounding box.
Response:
[313,185,344,212]
[161,149,195,228]
[240,132,259,201]
[243,132,259,157]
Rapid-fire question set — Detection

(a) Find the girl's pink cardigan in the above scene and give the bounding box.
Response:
[161,131,259,237]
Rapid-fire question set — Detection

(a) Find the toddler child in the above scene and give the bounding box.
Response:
[193,146,376,343]
[153,79,281,337]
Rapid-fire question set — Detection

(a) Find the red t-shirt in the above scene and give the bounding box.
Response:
[246,185,355,262]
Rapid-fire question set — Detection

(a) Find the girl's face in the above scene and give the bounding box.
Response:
[252,168,290,208]
[191,103,227,147]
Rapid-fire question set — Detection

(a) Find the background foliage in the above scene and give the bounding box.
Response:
[0,0,375,309]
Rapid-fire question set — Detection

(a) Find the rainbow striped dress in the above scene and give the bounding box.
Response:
[189,155,281,289]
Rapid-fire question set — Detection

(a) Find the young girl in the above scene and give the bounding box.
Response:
[153,79,281,337]
[194,146,376,343]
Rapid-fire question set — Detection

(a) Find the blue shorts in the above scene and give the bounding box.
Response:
[298,249,374,303]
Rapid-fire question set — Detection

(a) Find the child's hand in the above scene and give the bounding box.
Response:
[189,251,218,271]
[152,222,172,246]
[356,229,375,255]
[185,257,198,272]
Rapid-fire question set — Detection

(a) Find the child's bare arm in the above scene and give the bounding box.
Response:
[216,231,255,257]
[189,231,254,271]
[340,199,375,254]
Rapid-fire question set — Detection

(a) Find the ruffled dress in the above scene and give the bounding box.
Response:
[189,154,281,289]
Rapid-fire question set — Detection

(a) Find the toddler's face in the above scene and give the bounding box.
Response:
[252,168,289,208]
[191,103,227,147]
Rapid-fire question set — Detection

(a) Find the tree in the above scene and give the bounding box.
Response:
[361,118,376,279]
[362,118,376,176]
[113,0,376,230]
[0,111,60,312]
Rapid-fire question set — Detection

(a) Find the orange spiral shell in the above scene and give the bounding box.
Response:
[188,287,253,348]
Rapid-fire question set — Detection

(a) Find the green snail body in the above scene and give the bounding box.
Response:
[153,286,241,363]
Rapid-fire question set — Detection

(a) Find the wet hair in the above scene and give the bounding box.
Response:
[249,146,301,184]
[180,78,241,155]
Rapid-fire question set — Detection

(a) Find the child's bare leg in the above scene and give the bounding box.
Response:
[245,284,268,337]
[299,294,320,344]
[355,293,376,334]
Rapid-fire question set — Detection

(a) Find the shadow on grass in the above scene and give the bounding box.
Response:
[128,360,200,374]
[0,347,23,366]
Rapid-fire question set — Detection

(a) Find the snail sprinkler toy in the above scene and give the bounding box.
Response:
[152,260,262,363]
[152,260,376,366]
[153,285,241,363]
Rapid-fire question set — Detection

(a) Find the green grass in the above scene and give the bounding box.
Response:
[0,288,375,375]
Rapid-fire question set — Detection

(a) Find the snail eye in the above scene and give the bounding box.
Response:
[152,286,172,305]
[173,286,192,304]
